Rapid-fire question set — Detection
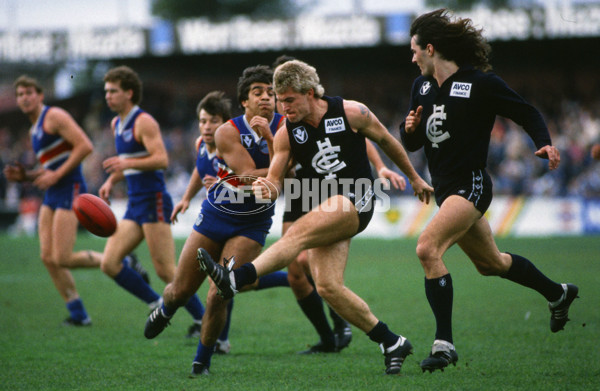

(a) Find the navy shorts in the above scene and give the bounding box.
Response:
[123,191,173,225]
[193,203,272,246]
[43,181,86,210]
[432,169,493,215]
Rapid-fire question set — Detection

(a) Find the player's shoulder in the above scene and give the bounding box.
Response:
[45,106,74,123]
[214,118,241,144]
[43,106,78,133]
[464,68,502,84]
[410,75,435,97]
[134,110,161,133]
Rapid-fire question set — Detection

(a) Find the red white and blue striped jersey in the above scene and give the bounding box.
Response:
[205,113,283,216]
[114,106,166,196]
[30,105,84,184]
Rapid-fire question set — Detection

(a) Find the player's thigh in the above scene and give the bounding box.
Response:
[457,217,509,274]
[51,208,79,262]
[37,205,55,264]
[221,235,263,266]
[143,221,176,279]
[286,195,358,249]
[103,219,144,268]
[172,230,221,293]
[418,195,482,258]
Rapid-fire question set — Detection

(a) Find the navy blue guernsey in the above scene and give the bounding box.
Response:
[286,95,373,188]
[400,66,551,177]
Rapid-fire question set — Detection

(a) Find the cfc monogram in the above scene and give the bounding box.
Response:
[311,138,347,179]
[426,104,450,148]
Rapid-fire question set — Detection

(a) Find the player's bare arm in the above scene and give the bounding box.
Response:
[214,122,267,178]
[103,113,168,174]
[253,125,291,201]
[98,171,124,203]
[172,167,204,223]
[3,163,43,183]
[365,139,406,191]
[34,107,93,190]
[344,99,433,203]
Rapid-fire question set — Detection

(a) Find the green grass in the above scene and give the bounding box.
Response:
[0,234,598,390]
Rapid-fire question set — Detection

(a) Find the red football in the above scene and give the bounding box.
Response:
[73,194,117,237]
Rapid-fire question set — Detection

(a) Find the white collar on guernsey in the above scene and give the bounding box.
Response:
[201,142,217,159]
[242,115,260,143]
[117,105,140,135]
[242,114,275,143]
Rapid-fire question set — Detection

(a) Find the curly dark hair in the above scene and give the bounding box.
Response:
[236,65,273,105]
[410,8,492,72]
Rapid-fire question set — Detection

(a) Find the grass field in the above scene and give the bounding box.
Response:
[0,234,598,390]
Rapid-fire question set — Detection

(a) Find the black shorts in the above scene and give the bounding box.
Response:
[350,187,375,234]
[282,182,375,235]
[432,169,493,215]
[282,192,307,223]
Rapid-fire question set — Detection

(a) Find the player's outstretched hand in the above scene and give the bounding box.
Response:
[534,145,560,170]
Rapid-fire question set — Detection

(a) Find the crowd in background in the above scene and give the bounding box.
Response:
[1,59,599,232]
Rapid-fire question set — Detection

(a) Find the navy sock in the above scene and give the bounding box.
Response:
[328,305,346,330]
[297,289,334,345]
[367,321,399,348]
[184,294,205,321]
[233,263,258,289]
[425,274,453,343]
[66,298,89,321]
[114,265,160,304]
[503,253,563,302]
[256,271,290,290]
[194,341,215,367]
[219,299,234,341]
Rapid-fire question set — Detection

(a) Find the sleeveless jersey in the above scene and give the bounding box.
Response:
[195,137,219,178]
[114,106,166,196]
[30,105,84,185]
[286,96,373,188]
[205,112,284,216]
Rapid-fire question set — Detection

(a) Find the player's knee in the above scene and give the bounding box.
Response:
[167,282,192,306]
[287,270,305,288]
[54,253,73,268]
[100,259,120,277]
[314,280,340,303]
[416,239,438,265]
[40,252,57,267]
[154,265,174,284]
